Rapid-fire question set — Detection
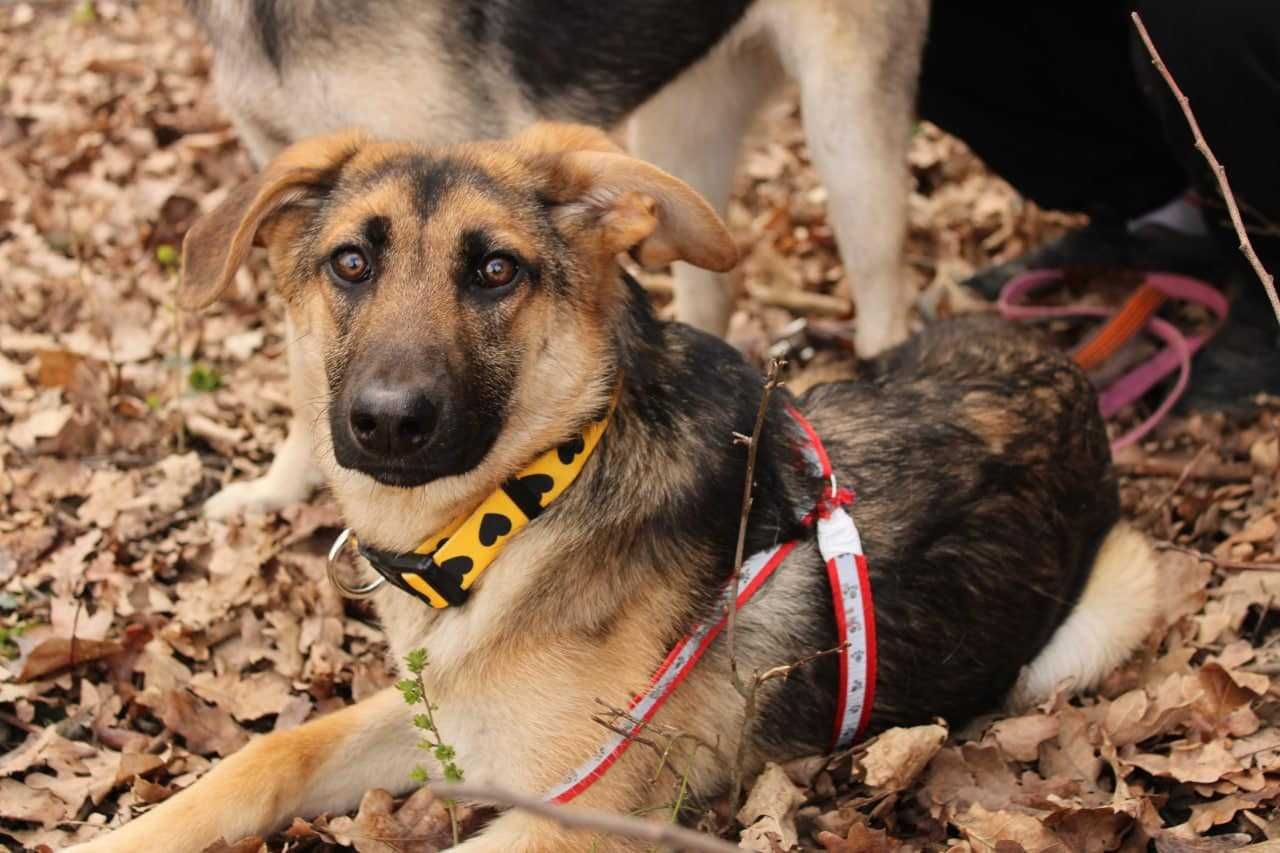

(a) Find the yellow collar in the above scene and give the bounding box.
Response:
[331,385,619,608]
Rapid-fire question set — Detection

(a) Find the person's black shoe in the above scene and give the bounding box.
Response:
[1179,265,1280,416]
[961,220,1229,301]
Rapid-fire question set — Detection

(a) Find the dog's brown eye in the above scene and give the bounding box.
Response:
[478,254,518,288]
[330,247,371,283]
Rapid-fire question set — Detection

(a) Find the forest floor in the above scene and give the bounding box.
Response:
[2,2,1280,851]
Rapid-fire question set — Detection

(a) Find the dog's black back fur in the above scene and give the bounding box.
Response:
[466,0,756,124]
[778,319,1118,743]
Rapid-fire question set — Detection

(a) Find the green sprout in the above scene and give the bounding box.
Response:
[397,649,465,844]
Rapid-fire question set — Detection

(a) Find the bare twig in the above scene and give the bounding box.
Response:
[591,698,725,767]
[726,359,784,696]
[1114,457,1252,483]
[1156,541,1280,573]
[1241,662,1280,677]
[1132,12,1280,328]
[1143,444,1211,520]
[730,643,848,817]
[426,782,738,853]
[744,282,852,318]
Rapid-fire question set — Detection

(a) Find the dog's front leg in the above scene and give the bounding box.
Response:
[627,22,782,336]
[71,688,419,853]
[203,314,327,518]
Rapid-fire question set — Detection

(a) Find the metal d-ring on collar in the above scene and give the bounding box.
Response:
[327,528,386,599]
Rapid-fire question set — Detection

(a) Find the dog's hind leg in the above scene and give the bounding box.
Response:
[627,22,783,335]
[766,0,928,358]
[1009,522,1161,708]
[70,688,420,853]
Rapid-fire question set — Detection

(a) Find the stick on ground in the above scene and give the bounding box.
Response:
[427,782,738,853]
[1131,12,1280,329]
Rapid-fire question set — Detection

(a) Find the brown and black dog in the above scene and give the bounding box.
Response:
[73,124,1157,852]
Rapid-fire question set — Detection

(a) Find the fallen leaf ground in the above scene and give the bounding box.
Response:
[2,2,1279,852]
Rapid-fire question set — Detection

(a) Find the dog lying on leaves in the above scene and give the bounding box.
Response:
[75,124,1158,852]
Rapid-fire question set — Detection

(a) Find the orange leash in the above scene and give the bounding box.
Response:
[1071,283,1167,371]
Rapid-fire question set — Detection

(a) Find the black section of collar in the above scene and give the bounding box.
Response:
[501,477,546,520]
[357,543,470,607]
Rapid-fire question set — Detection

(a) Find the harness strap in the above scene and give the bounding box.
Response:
[790,407,876,751]
[545,408,876,803]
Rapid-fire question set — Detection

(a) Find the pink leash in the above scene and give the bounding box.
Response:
[999,270,1228,450]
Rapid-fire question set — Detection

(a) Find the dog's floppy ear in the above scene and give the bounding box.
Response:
[515,122,738,272]
[179,129,368,309]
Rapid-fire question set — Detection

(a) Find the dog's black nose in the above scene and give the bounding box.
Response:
[348,383,438,457]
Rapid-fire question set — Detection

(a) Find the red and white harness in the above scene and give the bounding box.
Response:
[545,408,876,803]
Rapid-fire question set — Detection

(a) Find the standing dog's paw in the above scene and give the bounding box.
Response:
[203,476,311,519]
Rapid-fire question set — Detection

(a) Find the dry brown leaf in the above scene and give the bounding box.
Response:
[1184,781,1280,833]
[114,751,165,786]
[1041,805,1137,853]
[189,670,295,722]
[0,777,70,823]
[818,822,898,853]
[16,635,125,682]
[1105,674,1202,747]
[986,714,1059,763]
[952,803,1066,853]
[158,689,249,758]
[861,724,947,790]
[738,762,806,852]
[1127,740,1244,784]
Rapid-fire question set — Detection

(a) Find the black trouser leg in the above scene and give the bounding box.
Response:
[918,2,1185,222]
[1134,0,1280,271]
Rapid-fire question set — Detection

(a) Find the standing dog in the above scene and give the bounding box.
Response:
[187,0,929,517]
[74,124,1158,851]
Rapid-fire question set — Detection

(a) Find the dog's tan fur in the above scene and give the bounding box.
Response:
[74,124,1156,852]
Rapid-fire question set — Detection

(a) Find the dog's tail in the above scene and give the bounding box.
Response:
[1011,522,1160,708]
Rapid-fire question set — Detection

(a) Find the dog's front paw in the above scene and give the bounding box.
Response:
[203,475,311,519]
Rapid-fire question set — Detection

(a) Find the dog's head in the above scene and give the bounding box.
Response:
[181,123,735,507]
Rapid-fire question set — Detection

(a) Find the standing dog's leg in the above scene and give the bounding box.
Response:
[628,26,783,335]
[767,0,928,358]
[71,689,420,852]
[203,314,327,518]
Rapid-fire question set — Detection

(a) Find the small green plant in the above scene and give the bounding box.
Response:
[187,363,222,393]
[155,243,180,270]
[397,648,464,846]
[71,0,96,25]
[0,620,31,660]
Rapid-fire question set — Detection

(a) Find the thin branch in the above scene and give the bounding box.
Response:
[591,698,726,767]
[1143,444,1211,521]
[752,643,850,689]
[1156,541,1280,573]
[1131,12,1280,328]
[426,782,738,853]
[1114,457,1252,483]
[726,359,784,696]
[730,643,848,818]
